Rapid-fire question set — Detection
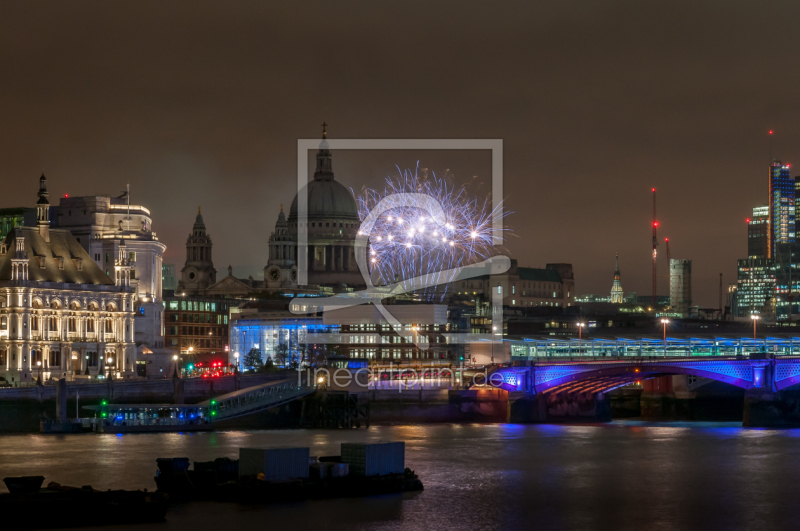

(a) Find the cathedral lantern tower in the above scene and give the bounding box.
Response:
[610,254,624,304]
[177,207,216,293]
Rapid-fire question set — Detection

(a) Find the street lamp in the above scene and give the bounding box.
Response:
[173,354,179,376]
[751,315,760,340]
[36,360,42,384]
[577,323,585,355]
[660,319,669,357]
[107,357,114,378]
[234,352,240,371]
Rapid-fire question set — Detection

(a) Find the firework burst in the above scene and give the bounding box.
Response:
[355,165,508,301]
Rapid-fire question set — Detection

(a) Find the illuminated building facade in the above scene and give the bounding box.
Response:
[748,205,769,258]
[450,260,574,308]
[229,301,456,367]
[0,208,35,240]
[54,194,166,348]
[163,295,236,366]
[735,257,776,318]
[0,176,136,383]
[768,161,795,259]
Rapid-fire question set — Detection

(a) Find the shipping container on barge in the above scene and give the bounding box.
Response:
[155,442,423,503]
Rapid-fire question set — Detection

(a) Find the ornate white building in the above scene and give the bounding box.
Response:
[54,192,166,348]
[0,175,136,384]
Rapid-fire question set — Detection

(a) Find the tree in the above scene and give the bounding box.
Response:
[242,348,263,369]
[274,343,290,368]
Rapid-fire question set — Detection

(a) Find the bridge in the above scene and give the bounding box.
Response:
[198,379,316,421]
[492,336,800,427]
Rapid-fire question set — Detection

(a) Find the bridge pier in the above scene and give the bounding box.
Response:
[509,391,611,423]
[743,389,800,427]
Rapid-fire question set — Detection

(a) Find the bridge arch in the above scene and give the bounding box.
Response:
[497,359,762,395]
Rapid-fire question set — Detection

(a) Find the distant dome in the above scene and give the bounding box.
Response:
[289,179,358,221]
[288,135,359,221]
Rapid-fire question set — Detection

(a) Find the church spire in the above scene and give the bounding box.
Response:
[36,172,50,241]
[315,123,334,181]
[610,254,624,303]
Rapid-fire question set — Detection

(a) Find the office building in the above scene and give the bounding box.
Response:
[0,208,35,240]
[748,205,769,258]
[163,295,236,366]
[768,161,795,259]
[669,259,692,316]
[162,264,177,291]
[735,257,776,318]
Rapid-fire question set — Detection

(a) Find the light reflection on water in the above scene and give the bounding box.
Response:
[0,422,798,531]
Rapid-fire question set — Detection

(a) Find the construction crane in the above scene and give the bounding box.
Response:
[652,188,658,305]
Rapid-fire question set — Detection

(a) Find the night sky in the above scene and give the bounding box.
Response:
[3,1,799,306]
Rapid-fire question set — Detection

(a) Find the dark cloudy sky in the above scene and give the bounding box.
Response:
[3,1,800,306]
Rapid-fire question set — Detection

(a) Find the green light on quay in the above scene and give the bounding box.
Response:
[101,400,107,405]
[211,411,217,416]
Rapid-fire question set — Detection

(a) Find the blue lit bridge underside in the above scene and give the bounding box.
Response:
[496,357,800,395]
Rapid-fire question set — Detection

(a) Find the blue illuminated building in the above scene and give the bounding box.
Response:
[230,316,338,367]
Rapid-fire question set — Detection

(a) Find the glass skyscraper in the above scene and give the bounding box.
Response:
[769,161,795,259]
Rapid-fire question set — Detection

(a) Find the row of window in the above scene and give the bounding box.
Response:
[167,300,229,312]
[167,313,227,324]
[341,324,447,332]
[166,326,226,337]
[167,338,223,349]
[348,348,448,359]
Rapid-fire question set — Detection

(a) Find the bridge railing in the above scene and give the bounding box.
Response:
[509,336,800,360]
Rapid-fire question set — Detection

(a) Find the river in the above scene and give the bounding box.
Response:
[1,422,799,531]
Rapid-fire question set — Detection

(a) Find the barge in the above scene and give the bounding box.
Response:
[155,442,423,503]
[1,476,169,529]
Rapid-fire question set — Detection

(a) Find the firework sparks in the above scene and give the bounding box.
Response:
[356,166,508,301]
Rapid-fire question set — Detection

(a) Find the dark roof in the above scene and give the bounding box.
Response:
[518,267,562,283]
[0,227,114,284]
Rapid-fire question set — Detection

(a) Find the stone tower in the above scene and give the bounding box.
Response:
[610,254,624,304]
[178,207,216,293]
[265,204,297,287]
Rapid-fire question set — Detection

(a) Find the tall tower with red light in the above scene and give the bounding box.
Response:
[652,188,658,305]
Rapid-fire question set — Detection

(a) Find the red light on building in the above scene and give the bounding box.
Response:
[64,194,69,198]
[651,188,656,192]
[770,130,774,135]
[746,218,751,223]
[653,221,659,227]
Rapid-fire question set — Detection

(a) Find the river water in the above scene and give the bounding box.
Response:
[1,422,799,531]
